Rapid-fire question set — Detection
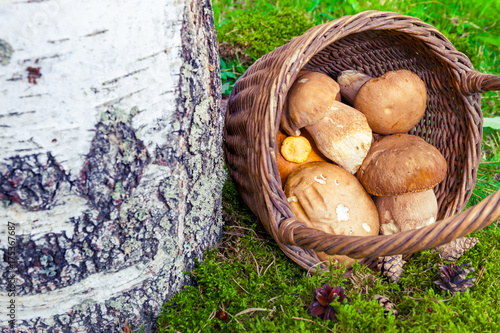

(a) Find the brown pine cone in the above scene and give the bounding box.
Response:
[378,255,406,283]
[371,294,398,317]
[434,237,479,261]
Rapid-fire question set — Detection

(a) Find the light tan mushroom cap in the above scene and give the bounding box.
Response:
[281,72,341,136]
[285,162,379,266]
[354,70,427,135]
[357,134,447,196]
[375,189,438,235]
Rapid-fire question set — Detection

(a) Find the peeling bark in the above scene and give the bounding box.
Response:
[0,0,223,331]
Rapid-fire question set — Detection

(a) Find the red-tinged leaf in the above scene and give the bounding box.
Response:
[328,289,339,302]
[310,304,326,317]
[316,294,329,306]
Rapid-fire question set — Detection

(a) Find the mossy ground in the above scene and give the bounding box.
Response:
[156,1,500,332]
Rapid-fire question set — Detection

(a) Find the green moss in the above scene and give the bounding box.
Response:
[217,7,314,61]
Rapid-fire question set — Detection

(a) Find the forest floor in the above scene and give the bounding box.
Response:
[156,1,500,332]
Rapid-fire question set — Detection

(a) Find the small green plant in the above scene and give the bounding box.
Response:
[220,57,246,97]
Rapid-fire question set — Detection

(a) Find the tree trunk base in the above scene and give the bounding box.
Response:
[0,0,223,331]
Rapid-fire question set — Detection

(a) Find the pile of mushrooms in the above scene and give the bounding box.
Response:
[277,68,469,271]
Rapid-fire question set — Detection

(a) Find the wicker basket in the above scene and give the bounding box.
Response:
[223,10,500,272]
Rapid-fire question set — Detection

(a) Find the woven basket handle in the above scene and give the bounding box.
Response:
[463,70,500,94]
[278,189,500,259]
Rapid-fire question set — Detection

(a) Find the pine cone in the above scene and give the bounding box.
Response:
[434,262,475,294]
[308,284,351,321]
[434,237,479,261]
[371,294,398,317]
[378,255,406,283]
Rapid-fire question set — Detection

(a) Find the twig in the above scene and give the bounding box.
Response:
[201,310,217,330]
[250,251,262,276]
[475,266,486,286]
[267,295,280,302]
[226,312,245,331]
[260,21,271,29]
[261,258,275,277]
[234,308,269,317]
[231,277,251,295]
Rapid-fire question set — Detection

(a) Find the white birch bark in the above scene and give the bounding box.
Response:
[0,0,224,331]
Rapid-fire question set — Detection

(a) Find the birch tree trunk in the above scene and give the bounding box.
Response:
[0,0,224,331]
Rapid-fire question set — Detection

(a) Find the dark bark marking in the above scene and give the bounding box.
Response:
[5,233,68,295]
[0,153,71,211]
[136,50,165,62]
[78,108,151,220]
[0,110,36,118]
[95,89,145,108]
[84,29,109,37]
[101,67,149,86]
[48,38,71,44]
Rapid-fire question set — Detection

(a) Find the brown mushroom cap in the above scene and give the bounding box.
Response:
[285,161,379,267]
[375,189,438,235]
[357,134,447,196]
[353,70,427,135]
[281,71,341,136]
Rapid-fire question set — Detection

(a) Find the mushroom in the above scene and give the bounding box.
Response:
[337,70,372,105]
[375,189,438,235]
[337,69,427,135]
[281,135,312,163]
[284,161,379,267]
[357,134,447,197]
[281,71,372,174]
[356,134,447,235]
[276,130,329,185]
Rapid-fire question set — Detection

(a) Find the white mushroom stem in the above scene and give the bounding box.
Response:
[305,101,372,174]
[337,70,372,105]
[375,189,438,235]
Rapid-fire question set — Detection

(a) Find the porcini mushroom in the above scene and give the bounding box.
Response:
[337,69,427,135]
[276,130,329,185]
[281,71,372,174]
[285,161,379,267]
[357,134,447,197]
[356,134,447,235]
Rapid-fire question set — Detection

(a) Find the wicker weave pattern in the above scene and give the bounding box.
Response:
[223,11,500,271]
